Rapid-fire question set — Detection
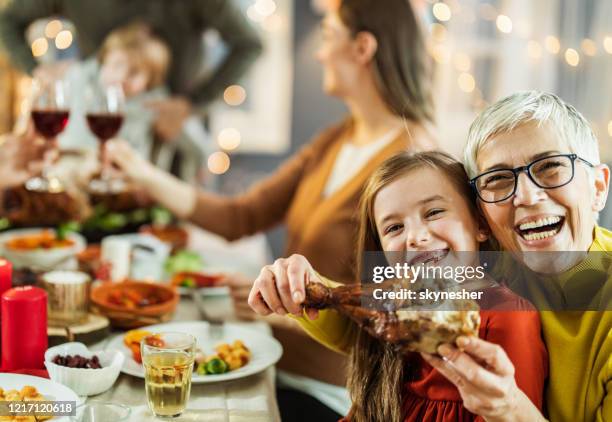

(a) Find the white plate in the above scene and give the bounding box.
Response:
[106,321,283,383]
[0,372,81,421]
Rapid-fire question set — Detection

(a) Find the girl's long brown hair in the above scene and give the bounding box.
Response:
[349,151,481,421]
[338,0,435,123]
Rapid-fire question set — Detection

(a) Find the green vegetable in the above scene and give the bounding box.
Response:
[151,206,173,226]
[129,208,149,223]
[99,213,128,231]
[196,362,207,375]
[164,250,203,275]
[0,218,11,231]
[205,358,228,374]
[56,221,81,240]
[181,277,196,288]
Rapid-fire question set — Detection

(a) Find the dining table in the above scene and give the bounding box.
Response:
[88,226,281,422]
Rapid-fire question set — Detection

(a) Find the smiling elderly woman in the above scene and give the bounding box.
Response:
[427,91,612,422]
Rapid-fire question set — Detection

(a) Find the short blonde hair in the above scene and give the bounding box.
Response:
[463,91,600,178]
[98,22,171,88]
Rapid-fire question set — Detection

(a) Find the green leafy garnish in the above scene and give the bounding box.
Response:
[0,218,11,231]
[99,213,128,231]
[151,206,173,226]
[181,277,196,288]
[56,221,81,240]
[164,250,203,275]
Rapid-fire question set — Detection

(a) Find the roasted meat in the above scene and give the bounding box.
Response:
[304,281,480,354]
[1,185,83,226]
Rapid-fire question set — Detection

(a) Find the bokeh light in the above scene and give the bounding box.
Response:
[217,128,241,151]
[432,2,452,22]
[223,85,247,106]
[31,38,48,57]
[208,151,231,175]
[55,30,73,49]
[44,20,63,38]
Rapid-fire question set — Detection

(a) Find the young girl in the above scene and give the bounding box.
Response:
[249,151,548,421]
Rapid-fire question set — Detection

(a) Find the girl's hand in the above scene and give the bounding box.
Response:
[105,139,154,184]
[421,336,545,422]
[248,254,320,319]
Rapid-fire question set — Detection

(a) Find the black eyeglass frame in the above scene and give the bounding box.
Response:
[469,153,595,203]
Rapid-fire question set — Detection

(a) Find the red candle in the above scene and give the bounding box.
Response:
[1,286,48,370]
[0,259,11,299]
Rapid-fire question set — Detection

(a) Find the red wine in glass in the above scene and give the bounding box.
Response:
[86,113,124,142]
[31,109,70,139]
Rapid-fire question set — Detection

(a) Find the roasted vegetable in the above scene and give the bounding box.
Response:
[205,357,228,374]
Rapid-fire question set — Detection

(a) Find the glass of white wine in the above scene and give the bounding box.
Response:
[141,332,196,418]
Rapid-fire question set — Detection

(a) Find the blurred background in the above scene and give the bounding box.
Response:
[1,0,611,252]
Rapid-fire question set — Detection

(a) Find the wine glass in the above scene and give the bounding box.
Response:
[85,82,125,193]
[25,79,70,193]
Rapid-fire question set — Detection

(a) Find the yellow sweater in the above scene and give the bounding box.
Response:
[541,227,612,422]
[294,227,612,421]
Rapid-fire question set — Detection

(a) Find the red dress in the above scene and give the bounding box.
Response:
[401,285,548,421]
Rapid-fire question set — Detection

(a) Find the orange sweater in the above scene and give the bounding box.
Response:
[189,119,434,385]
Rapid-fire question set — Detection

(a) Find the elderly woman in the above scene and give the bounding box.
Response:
[249,91,611,421]
[430,91,611,421]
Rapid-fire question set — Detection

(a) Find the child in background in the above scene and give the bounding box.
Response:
[248,151,548,421]
[60,22,210,183]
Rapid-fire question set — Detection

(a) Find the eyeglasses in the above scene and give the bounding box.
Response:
[470,154,594,203]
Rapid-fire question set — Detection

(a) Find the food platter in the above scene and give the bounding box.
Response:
[106,321,282,383]
[0,373,81,422]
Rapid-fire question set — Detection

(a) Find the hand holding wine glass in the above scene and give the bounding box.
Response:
[25,78,70,193]
[85,82,125,192]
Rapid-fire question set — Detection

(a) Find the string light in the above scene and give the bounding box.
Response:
[580,38,597,56]
[564,48,580,66]
[496,15,513,34]
[44,20,62,38]
[55,30,73,49]
[223,85,247,106]
[31,38,48,57]
[544,36,561,54]
[527,40,543,59]
[457,72,475,93]
[254,0,277,17]
[432,2,452,22]
[603,36,612,54]
[218,128,241,150]
[208,151,231,175]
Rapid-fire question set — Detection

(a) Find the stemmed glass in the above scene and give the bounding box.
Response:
[25,79,70,193]
[85,82,125,193]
